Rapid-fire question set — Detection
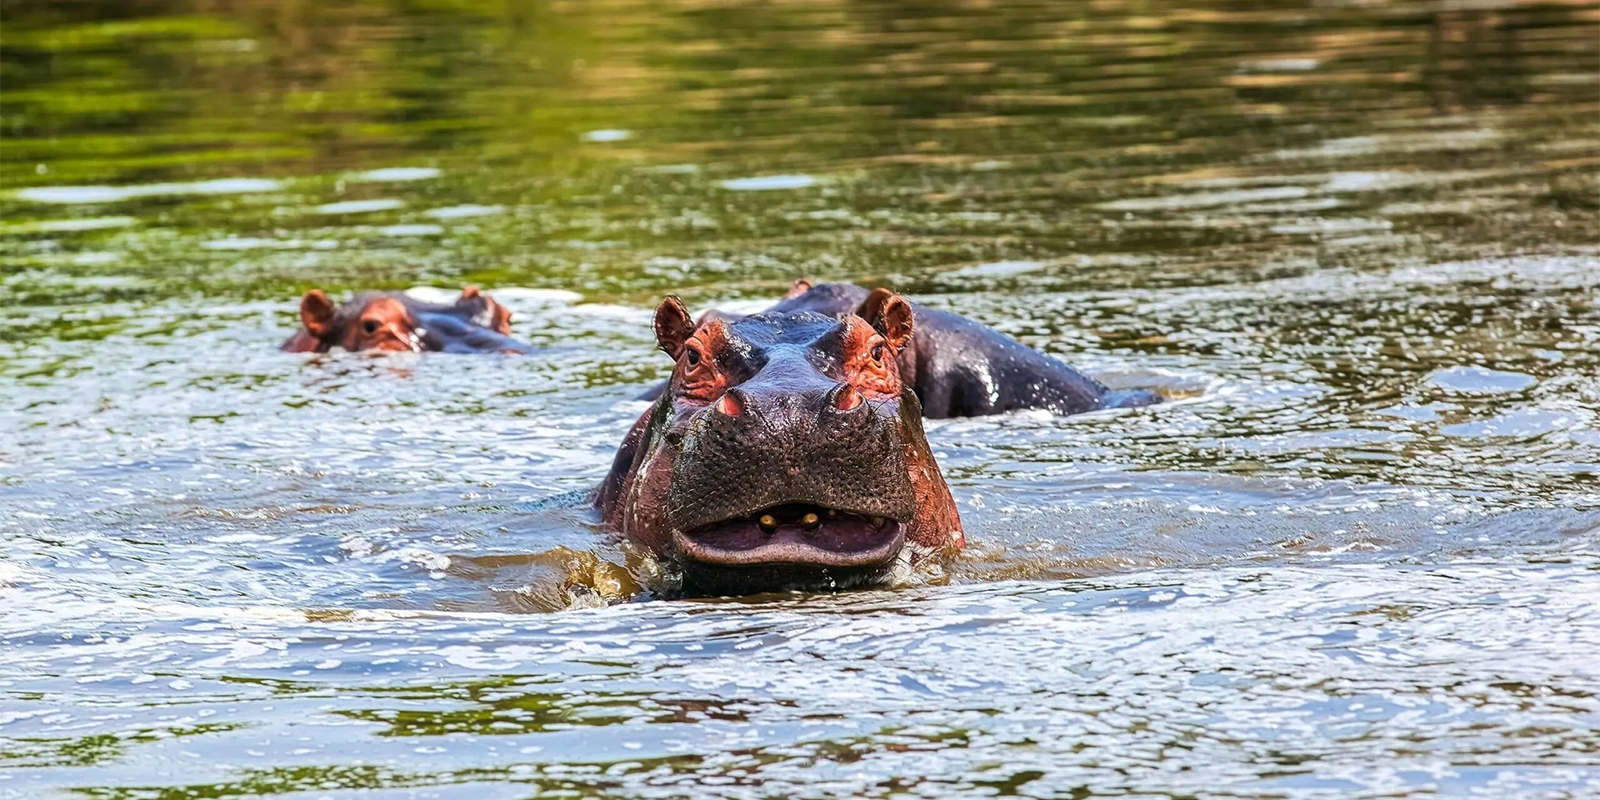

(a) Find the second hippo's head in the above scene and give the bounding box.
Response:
[282,287,527,354]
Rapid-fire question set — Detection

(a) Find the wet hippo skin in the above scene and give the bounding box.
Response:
[641,280,1161,417]
[281,287,532,354]
[598,292,964,595]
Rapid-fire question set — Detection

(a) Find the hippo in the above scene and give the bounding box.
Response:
[643,280,1160,417]
[281,287,532,354]
[598,292,964,595]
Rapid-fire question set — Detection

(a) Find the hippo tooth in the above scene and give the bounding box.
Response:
[800,512,820,529]
[869,516,885,528]
[758,514,777,531]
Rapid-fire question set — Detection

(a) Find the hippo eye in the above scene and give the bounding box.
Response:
[362,319,380,335]
[870,343,886,362]
[684,348,701,368]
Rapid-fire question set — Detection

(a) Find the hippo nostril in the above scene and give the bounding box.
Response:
[715,392,743,418]
[831,384,864,412]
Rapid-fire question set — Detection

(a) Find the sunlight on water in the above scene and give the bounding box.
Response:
[13,178,284,204]
[718,174,820,191]
[1,0,1597,796]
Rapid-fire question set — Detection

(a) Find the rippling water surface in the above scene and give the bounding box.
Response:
[3,0,1599,796]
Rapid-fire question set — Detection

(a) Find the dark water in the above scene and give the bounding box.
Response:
[3,0,1599,796]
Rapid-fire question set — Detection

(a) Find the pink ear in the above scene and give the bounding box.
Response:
[461,286,513,334]
[487,300,513,334]
[299,290,337,339]
[856,288,914,352]
[783,279,813,299]
[653,296,695,359]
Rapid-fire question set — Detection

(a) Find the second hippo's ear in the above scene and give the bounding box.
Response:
[783,278,813,299]
[460,286,513,334]
[857,288,914,353]
[300,290,338,339]
[487,299,512,334]
[653,296,696,360]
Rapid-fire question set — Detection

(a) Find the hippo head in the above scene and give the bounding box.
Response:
[282,287,527,354]
[598,291,964,595]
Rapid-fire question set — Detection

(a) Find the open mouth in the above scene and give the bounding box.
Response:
[672,503,905,569]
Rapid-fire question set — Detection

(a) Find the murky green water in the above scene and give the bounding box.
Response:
[3,0,1599,796]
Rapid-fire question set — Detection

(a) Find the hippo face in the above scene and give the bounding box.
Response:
[282,287,528,354]
[599,292,964,595]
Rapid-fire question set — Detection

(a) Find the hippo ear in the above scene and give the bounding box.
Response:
[487,300,512,334]
[299,290,338,339]
[783,279,813,299]
[857,288,914,353]
[460,286,513,334]
[653,296,696,359]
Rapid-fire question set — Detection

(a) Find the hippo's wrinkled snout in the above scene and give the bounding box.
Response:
[663,359,917,589]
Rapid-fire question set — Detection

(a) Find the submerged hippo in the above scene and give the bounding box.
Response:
[599,292,964,594]
[281,287,531,354]
[645,280,1160,417]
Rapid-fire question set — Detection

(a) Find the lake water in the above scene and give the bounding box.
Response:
[2,0,1598,797]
